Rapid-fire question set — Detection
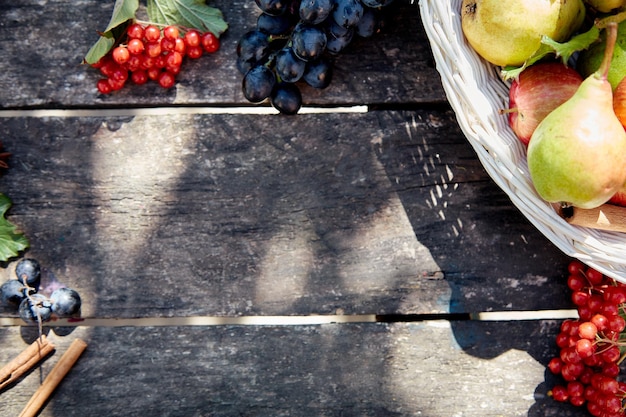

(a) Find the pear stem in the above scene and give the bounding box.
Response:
[598,22,618,81]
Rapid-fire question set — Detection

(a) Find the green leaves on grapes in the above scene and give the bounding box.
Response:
[0,194,29,262]
[83,0,228,65]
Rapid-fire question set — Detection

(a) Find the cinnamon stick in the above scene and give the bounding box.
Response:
[0,335,55,391]
[19,338,87,417]
[556,203,626,233]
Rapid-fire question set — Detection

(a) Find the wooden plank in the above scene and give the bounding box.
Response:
[0,321,587,416]
[0,110,573,318]
[0,0,444,108]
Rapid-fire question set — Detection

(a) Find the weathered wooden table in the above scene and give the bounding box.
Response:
[0,1,592,416]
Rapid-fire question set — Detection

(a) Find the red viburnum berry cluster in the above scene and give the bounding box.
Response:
[549,259,626,416]
[91,23,220,94]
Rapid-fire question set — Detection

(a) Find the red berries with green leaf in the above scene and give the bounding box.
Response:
[92,24,221,94]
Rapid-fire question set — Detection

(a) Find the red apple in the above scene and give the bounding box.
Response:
[609,183,626,206]
[613,76,626,129]
[507,61,583,146]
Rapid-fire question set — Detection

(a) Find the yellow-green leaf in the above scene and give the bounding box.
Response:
[0,194,29,262]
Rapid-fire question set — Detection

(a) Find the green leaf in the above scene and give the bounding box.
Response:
[147,0,228,36]
[0,194,29,262]
[83,0,139,65]
[501,25,602,80]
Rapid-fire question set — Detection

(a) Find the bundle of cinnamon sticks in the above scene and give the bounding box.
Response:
[0,335,87,417]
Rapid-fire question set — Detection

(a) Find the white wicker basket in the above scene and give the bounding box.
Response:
[418,0,626,282]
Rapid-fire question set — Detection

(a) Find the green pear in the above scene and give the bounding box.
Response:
[578,20,626,90]
[461,0,585,67]
[527,23,626,209]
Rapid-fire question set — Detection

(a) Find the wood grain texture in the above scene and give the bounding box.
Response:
[0,110,571,318]
[0,0,444,108]
[0,322,590,417]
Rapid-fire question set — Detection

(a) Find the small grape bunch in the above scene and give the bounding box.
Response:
[236,0,395,114]
[91,22,221,94]
[548,260,626,416]
[0,258,82,325]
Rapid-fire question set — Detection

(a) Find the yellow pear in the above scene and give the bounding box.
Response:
[461,0,585,67]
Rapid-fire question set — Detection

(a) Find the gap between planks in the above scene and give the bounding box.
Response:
[0,106,368,118]
[0,310,578,328]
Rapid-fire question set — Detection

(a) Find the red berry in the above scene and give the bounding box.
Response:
[587,268,604,286]
[591,314,609,332]
[161,36,176,52]
[158,71,176,89]
[141,55,156,70]
[144,25,161,42]
[568,260,586,276]
[155,54,167,69]
[131,70,148,85]
[186,45,203,59]
[147,67,161,81]
[600,346,621,364]
[126,55,142,72]
[548,357,564,374]
[163,25,180,41]
[145,41,162,58]
[575,338,595,358]
[127,23,145,40]
[568,274,587,292]
[166,51,183,68]
[184,30,201,47]
[107,77,126,91]
[551,385,569,402]
[578,321,598,340]
[97,79,112,94]
[112,46,130,65]
[572,290,590,306]
[174,37,186,54]
[608,314,625,332]
[127,38,145,55]
[110,68,129,82]
[201,32,220,53]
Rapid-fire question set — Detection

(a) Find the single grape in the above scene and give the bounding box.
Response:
[356,7,380,38]
[19,294,52,323]
[275,47,306,83]
[254,0,290,16]
[333,0,365,28]
[15,258,41,290]
[270,82,302,115]
[303,57,333,89]
[257,12,295,35]
[50,287,82,317]
[1,279,28,308]
[299,0,334,25]
[326,27,354,54]
[242,65,276,103]
[291,23,327,61]
[236,30,272,72]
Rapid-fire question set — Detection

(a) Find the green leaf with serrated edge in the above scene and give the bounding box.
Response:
[501,25,601,80]
[147,0,228,36]
[83,0,139,65]
[0,194,29,262]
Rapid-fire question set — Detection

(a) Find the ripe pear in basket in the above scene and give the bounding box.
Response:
[527,23,626,210]
[460,0,585,67]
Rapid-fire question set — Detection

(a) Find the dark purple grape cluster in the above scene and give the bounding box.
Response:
[237,0,395,114]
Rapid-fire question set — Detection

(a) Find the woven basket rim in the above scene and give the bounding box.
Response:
[418,0,626,282]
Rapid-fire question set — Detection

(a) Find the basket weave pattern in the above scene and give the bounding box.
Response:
[418,0,626,281]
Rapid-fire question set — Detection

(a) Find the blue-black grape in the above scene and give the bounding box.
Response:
[333,0,364,28]
[299,0,334,25]
[1,279,27,308]
[236,30,271,71]
[326,25,354,54]
[356,7,379,38]
[271,82,303,115]
[361,0,395,7]
[19,293,52,323]
[257,12,296,35]
[243,65,277,103]
[15,258,41,289]
[254,0,290,16]
[51,287,82,317]
[291,23,327,61]
[303,57,333,89]
[276,47,307,83]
